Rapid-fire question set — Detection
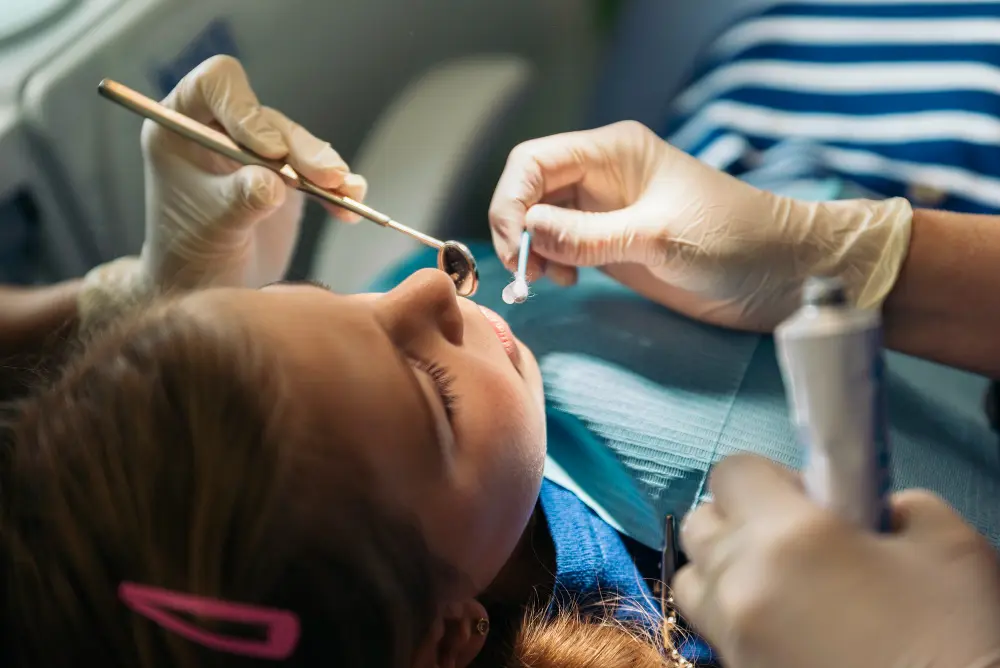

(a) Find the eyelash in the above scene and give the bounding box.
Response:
[259,279,334,291]
[300,278,333,291]
[412,359,458,421]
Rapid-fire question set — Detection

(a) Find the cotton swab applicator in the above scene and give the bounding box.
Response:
[502,231,532,305]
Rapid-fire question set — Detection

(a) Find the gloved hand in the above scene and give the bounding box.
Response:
[80,55,367,329]
[673,454,1000,668]
[489,121,912,331]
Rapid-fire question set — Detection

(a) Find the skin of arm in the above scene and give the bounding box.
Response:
[883,208,1000,378]
[0,280,81,401]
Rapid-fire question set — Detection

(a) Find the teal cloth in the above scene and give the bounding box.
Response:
[367,243,1000,549]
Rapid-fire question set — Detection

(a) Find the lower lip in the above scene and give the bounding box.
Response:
[478,305,521,366]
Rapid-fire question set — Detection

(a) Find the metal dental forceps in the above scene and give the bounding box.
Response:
[97,79,480,297]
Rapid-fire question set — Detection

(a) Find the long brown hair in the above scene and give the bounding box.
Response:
[0,300,681,667]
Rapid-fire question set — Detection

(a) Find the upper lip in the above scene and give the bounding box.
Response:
[478,305,521,370]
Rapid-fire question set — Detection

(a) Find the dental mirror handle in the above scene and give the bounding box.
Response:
[96,79,444,251]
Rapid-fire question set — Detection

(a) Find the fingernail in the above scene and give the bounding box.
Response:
[314,144,347,170]
[547,264,576,287]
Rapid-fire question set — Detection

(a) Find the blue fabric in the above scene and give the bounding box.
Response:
[538,477,716,663]
[538,479,658,620]
[663,0,1000,214]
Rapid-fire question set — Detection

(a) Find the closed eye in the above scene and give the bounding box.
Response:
[260,279,334,292]
[411,359,458,421]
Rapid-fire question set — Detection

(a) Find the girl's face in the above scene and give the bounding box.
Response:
[185,269,547,595]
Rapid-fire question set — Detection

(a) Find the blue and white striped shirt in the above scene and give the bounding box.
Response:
[665,0,1000,213]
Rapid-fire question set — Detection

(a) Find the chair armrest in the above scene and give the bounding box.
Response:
[310,54,532,293]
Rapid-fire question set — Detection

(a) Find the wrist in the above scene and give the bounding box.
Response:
[882,208,1000,376]
[791,196,914,309]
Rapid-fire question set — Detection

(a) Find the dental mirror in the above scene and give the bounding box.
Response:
[439,240,479,297]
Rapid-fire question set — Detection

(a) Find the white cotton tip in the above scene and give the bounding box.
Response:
[502,278,530,305]
[513,278,529,301]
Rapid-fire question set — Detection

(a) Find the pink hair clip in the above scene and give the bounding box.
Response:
[118,582,300,660]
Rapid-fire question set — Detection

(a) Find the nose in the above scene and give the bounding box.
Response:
[376,268,465,347]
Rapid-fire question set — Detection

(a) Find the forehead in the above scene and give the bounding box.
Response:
[184,287,447,495]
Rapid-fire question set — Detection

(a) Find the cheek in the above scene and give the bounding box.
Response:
[447,370,545,585]
[458,368,546,496]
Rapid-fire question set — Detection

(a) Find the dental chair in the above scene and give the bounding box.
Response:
[355,0,1000,550]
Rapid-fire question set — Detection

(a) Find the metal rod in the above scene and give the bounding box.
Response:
[97,79,445,251]
[660,514,678,621]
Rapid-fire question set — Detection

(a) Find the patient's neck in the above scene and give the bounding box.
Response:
[479,502,555,610]
[472,504,555,666]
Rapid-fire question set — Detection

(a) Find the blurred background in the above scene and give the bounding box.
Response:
[0,0,743,291]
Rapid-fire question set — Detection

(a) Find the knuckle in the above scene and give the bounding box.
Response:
[766,514,837,564]
[532,222,577,257]
[715,538,812,641]
[199,54,242,78]
[507,138,544,165]
[487,206,508,233]
[613,119,644,133]
[613,119,653,140]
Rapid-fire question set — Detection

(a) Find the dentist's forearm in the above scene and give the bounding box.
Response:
[0,281,81,357]
[0,281,81,401]
[882,208,1000,378]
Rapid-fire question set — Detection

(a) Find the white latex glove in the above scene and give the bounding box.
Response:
[141,55,367,290]
[489,121,912,331]
[674,454,1000,668]
[80,56,367,329]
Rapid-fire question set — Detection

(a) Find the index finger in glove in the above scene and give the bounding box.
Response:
[255,108,366,222]
[164,55,288,160]
[489,132,593,270]
[256,108,351,187]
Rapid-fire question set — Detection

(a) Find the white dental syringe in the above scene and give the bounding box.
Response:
[775,276,892,532]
